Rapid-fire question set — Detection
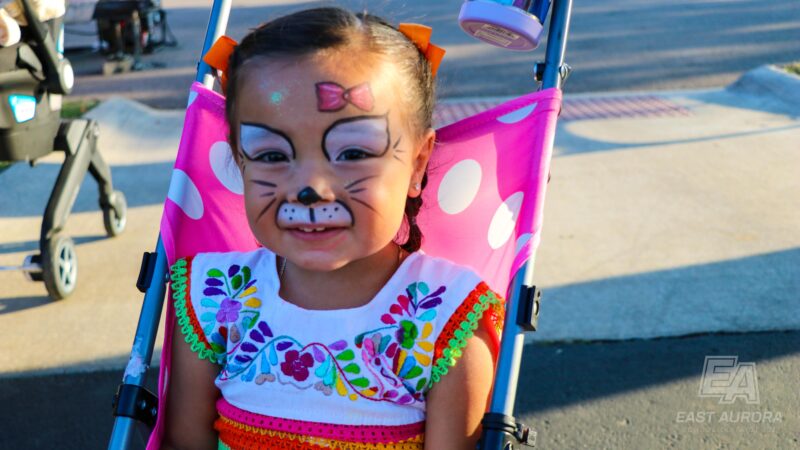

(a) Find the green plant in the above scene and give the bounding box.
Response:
[785,62,800,77]
[60,99,99,119]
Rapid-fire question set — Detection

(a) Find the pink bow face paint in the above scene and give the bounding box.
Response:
[233,52,428,272]
[316,82,374,112]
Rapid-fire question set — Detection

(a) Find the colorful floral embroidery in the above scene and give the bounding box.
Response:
[176,254,504,406]
[219,279,446,405]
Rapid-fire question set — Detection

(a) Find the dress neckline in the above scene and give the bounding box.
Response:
[266,250,420,316]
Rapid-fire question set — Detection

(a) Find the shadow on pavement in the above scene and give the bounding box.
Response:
[0,331,797,449]
[516,330,800,416]
[0,295,51,315]
[0,235,107,255]
[0,162,173,218]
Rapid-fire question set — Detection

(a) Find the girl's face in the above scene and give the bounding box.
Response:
[233,50,434,272]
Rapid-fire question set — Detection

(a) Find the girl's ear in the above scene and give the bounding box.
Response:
[408,128,436,198]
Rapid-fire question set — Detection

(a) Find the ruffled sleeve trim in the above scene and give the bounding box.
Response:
[171,257,224,365]
[429,282,505,387]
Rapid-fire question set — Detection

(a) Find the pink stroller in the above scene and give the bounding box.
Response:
[108,1,573,448]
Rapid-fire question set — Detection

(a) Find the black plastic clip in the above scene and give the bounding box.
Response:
[480,413,537,448]
[515,422,537,447]
[112,383,158,428]
[482,412,519,438]
[136,252,157,293]
[516,285,541,332]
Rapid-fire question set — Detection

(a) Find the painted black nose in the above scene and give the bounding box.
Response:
[297,187,322,206]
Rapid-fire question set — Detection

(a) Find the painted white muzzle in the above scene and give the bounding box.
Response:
[276,201,353,229]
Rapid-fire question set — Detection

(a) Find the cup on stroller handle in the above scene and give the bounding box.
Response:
[458,0,549,51]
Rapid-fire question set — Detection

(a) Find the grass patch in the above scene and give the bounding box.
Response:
[60,99,100,119]
[784,62,800,77]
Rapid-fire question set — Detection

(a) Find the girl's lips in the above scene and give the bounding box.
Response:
[286,227,345,242]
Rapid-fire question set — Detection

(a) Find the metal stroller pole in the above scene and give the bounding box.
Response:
[478,0,572,448]
[107,0,232,448]
[197,0,232,86]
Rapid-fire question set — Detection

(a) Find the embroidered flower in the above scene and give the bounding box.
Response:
[396,320,419,349]
[280,350,315,382]
[217,298,242,323]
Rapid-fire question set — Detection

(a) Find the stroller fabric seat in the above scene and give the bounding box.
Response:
[147,81,561,449]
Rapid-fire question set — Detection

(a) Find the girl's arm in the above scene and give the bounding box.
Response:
[424,326,496,450]
[161,321,221,450]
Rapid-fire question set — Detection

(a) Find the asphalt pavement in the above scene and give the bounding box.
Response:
[2,331,798,449]
[61,0,800,109]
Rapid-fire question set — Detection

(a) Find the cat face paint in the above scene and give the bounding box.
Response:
[276,200,354,230]
[240,122,296,163]
[322,115,390,161]
[233,54,423,272]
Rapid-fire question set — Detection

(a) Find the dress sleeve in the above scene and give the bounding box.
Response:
[170,256,227,365]
[429,282,505,386]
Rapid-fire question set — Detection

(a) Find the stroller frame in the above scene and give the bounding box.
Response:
[0,0,127,300]
[107,0,572,448]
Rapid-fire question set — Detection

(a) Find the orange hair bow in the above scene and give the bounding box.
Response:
[203,35,238,93]
[398,23,446,77]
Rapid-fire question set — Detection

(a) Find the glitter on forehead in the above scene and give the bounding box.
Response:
[270,91,284,105]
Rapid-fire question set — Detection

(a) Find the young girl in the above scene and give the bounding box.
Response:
[163,7,505,450]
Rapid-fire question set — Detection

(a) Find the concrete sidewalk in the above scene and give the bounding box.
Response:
[0,68,798,377]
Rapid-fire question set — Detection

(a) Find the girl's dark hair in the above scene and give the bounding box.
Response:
[225,7,436,253]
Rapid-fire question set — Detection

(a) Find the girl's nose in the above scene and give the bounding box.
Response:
[297,187,322,206]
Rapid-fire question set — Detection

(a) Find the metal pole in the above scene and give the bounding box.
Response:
[107,238,169,450]
[488,259,537,415]
[479,0,572,448]
[108,0,233,447]
[541,0,572,90]
[196,0,233,87]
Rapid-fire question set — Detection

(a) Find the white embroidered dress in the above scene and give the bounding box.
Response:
[170,248,504,449]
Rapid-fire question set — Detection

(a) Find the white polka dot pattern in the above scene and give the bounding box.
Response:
[488,192,524,249]
[497,103,538,124]
[437,159,482,215]
[209,141,244,195]
[167,169,204,220]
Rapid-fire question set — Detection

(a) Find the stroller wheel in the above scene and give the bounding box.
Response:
[42,233,78,300]
[103,191,128,237]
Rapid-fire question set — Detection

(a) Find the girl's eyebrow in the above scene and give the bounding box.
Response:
[321,115,390,160]
[240,122,296,158]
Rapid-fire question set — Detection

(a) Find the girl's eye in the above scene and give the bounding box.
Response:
[253,151,290,163]
[336,148,373,161]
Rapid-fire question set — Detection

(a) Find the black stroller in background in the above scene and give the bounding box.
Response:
[0,0,126,299]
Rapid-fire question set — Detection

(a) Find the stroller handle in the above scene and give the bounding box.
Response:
[16,0,73,95]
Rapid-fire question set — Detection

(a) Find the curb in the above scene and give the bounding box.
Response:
[727,64,800,111]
